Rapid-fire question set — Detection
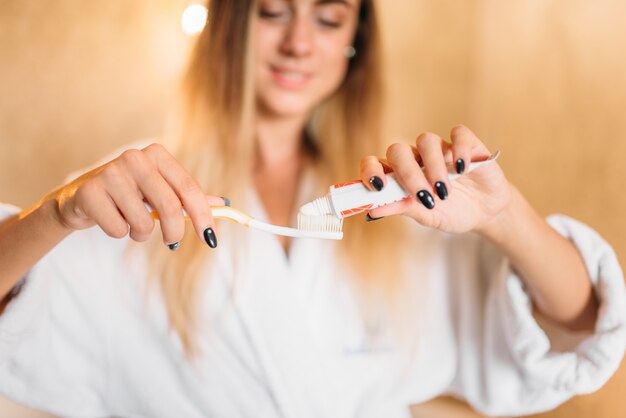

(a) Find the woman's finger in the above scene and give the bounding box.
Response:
[376,158,395,174]
[359,155,386,191]
[415,132,450,201]
[449,125,490,174]
[100,162,155,243]
[143,144,219,247]
[118,148,187,247]
[385,143,435,210]
[76,180,129,239]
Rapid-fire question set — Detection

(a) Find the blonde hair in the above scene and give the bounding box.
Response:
[150,0,412,356]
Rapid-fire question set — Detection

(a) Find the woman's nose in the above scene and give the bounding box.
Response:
[280,15,313,57]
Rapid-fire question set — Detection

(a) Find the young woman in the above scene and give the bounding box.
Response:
[0,0,624,417]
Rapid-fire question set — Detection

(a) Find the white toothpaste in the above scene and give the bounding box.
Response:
[298,151,500,220]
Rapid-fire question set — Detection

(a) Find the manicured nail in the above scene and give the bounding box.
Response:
[369,176,384,192]
[203,227,217,248]
[417,190,435,209]
[365,213,384,222]
[455,158,465,174]
[167,242,180,251]
[435,181,448,200]
[221,197,231,207]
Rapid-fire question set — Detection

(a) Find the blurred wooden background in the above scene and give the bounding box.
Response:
[0,0,624,417]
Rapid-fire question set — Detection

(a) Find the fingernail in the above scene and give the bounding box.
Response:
[167,242,180,251]
[365,213,384,222]
[203,227,217,248]
[369,176,384,192]
[455,158,465,174]
[417,190,435,209]
[221,197,231,207]
[435,181,448,200]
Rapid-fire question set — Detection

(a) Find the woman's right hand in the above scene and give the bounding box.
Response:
[51,143,224,248]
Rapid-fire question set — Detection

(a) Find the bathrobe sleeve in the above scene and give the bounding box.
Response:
[447,214,626,417]
[0,203,112,417]
[0,141,164,416]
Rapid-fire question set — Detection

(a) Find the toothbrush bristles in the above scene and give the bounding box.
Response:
[297,214,343,233]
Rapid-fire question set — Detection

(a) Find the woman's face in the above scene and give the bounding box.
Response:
[255,0,361,119]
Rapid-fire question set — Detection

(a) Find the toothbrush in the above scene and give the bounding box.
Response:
[146,204,344,240]
[146,151,499,241]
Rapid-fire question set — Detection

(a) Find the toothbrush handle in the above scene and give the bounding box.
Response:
[146,204,251,225]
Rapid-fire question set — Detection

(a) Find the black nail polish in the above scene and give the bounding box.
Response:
[417,190,435,209]
[455,158,465,174]
[435,181,448,200]
[203,227,218,248]
[221,197,231,207]
[369,176,384,192]
[365,213,384,222]
[167,242,180,251]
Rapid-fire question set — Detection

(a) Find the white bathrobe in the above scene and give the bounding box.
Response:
[0,186,624,418]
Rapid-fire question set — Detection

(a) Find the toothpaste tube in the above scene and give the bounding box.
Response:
[299,173,408,219]
[298,151,500,219]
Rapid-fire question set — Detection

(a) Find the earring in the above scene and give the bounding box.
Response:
[344,46,356,59]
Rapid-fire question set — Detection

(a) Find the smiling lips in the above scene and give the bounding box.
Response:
[270,66,313,89]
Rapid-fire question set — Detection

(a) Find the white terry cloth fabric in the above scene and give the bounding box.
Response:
[0,194,624,417]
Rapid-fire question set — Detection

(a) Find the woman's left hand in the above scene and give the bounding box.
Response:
[360,125,512,234]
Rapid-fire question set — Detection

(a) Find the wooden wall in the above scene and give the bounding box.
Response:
[381,1,626,417]
[1,1,624,416]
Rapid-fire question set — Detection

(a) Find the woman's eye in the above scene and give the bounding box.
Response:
[316,18,342,29]
[315,9,344,29]
[259,8,289,21]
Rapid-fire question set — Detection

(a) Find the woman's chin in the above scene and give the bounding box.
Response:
[258,98,315,120]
